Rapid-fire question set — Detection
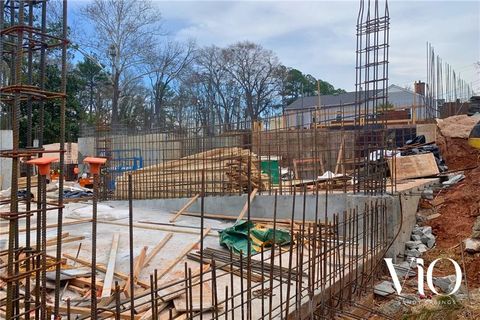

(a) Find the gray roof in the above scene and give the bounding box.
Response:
[286,91,358,110]
[285,85,424,110]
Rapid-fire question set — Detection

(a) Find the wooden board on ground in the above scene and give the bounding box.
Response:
[144,233,173,267]
[63,253,150,289]
[157,265,210,302]
[388,153,439,181]
[237,188,258,221]
[125,246,148,297]
[156,227,211,280]
[173,283,213,312]
[170,194,200,222]
[101,233,120,298]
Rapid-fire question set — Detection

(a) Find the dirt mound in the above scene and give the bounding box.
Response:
[427,116,480,249]
[436,134,480,171]
[425,121,480,288]
[428,166,480,248]
[436,114,480,139]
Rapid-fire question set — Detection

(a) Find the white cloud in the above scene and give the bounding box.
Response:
[75,0,478,92]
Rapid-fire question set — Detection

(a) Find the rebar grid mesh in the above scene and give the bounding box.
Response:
[79,106,421,200]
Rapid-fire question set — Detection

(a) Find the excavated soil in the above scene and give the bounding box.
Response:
[428,167,480,248]
[425,128,480,288]
[428,133,480,249]
[436,133,480,171]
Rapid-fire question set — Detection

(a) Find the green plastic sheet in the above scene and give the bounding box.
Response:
[219,220,291,255]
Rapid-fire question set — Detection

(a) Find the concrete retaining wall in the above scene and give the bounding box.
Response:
[106,179,436,261]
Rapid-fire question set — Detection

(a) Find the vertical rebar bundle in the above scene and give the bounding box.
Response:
[354,0,390,195]
[0,1,68,318]
[426,42,474,118]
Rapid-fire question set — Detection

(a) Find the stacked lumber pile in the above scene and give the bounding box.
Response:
[114,147,269,199]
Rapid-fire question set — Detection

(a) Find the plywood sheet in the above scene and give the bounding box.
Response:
[388,153,439,181]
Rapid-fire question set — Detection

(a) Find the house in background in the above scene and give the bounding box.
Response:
[282,83,428,128]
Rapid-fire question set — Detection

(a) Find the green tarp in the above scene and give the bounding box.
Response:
[219,220,291,255]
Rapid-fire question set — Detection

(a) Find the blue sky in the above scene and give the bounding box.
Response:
[70,0,480,93]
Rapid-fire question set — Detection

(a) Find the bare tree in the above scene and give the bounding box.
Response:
[81,0,161,123]
[222,41,284,121]
[147,40,196,128]
[197,46,242,129]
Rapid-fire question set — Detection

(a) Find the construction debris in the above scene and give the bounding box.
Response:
[1,0,478,318]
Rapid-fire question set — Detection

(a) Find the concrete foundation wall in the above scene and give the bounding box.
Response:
[107,182,434,261]
[0,130,13,190]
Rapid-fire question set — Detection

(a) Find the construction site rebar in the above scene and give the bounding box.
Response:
[0,0,437,319]
[0,0,67,318]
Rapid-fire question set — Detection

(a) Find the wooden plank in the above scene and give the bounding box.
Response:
[112,147,268,199]
[63,253,150,289]
[156,227,212,280]
[169,194,200,222]
[144,233,173,267]
[138,302,169,320]
[388,153,439,181]
[70,277,103,290]
[101,233,120,298]
[158,307,179,320]
[125,246,148,298]
[334,135,345,175]
[237,188,258,221]
[157,264,210,302]
[173,283,213,312]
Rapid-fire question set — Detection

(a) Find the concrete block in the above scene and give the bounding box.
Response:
[374,281,395,297]
[405,240,422,249]
[433,275,456,294]
[422,226,432,235]
[464,238,480,253]
[421,233,435,246]
[394,262,416,278]
[405,249,421,258]
[411,234,422,241]
[412,227,423,236]
[417,243,428,253]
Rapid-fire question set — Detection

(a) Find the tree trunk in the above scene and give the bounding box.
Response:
[89,81,94,114]
[111,73,120,124]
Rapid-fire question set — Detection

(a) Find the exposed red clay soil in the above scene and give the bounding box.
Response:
[428,134,480,249]
[423,130,480,287]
